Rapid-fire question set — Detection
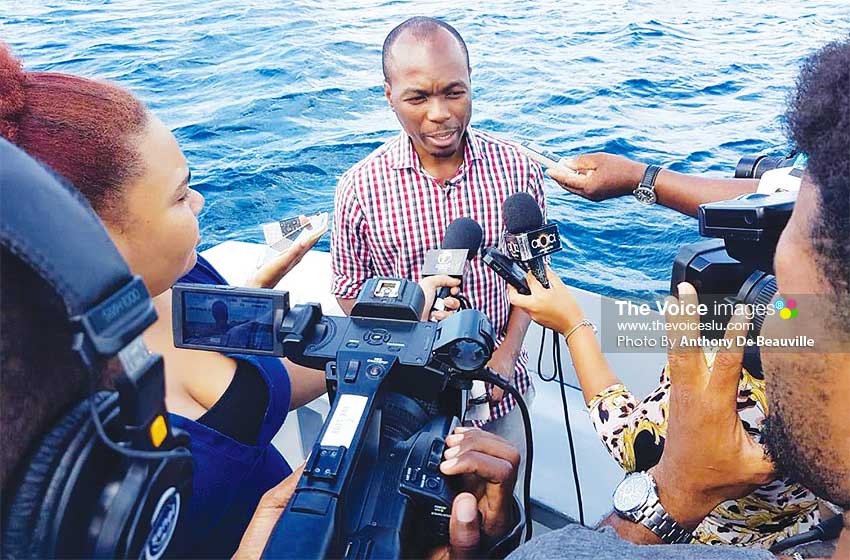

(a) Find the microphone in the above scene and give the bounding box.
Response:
[421,217,483,314]
[502,192,561,288]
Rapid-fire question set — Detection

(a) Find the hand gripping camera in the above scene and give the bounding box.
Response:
[172,277,524,558]
[671,153,803,338]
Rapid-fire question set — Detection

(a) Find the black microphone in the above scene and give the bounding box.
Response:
[421,217,483,314]
[502,192,561,288]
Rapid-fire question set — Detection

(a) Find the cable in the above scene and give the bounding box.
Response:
[551,328,585,526]
[87,363,184,461]
[464,368,534,543]
[769,514,843,553]
[535,327,556,382]
[530,326,586,525]
[89,396,183,460]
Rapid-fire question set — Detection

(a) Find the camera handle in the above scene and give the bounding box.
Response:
[263,350,399,559]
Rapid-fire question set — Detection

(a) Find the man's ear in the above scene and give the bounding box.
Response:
[383,80,394,111]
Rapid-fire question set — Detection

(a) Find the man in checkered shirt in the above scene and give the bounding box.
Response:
[331,17,546,479]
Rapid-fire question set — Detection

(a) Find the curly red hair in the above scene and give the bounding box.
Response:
[0,44,148,221]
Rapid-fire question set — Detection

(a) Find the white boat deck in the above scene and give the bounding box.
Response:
[202,241,668,527]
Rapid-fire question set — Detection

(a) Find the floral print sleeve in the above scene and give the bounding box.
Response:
[585,358,820,548]
[587,383,637,470]
[588,374,670,473]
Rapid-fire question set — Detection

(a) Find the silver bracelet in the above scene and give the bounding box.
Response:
[564,319,597,344]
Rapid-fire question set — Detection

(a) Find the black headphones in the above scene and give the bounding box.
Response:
[0,139,193,559]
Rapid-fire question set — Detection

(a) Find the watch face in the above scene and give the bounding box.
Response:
[633,185,657,205]
[614,474,652,513]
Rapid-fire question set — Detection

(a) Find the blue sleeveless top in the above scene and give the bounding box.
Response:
[171,254,293,558]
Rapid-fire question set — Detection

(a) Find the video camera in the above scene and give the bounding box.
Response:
[172,277,520,558]
[671,152,803,337]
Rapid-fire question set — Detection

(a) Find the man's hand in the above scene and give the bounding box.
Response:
[507,269,585,335]
[546,153,646,202]
[429,428,520,559]
[485,348,516,402]
[651,283,775,530]
[431,295,461,322]
[233,464,305,559]
[418,275,462,320]
[247,216,323,289]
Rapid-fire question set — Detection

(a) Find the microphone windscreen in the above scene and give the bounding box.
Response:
[503,192,543,234]
[442,217,483,261]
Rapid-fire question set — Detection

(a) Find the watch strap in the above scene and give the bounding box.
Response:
[639,164,662,190]
[632,164,662,205]
[634,497,693,544]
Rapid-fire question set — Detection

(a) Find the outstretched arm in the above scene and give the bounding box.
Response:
[547,153,758,217]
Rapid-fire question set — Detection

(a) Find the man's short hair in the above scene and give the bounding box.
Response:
[382,16,470,82]
[785,38,850,325]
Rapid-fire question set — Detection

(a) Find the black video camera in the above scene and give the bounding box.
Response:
[172,277,502,558]
[671,153,802,338]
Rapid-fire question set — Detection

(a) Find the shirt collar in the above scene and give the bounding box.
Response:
[391,126,484,170]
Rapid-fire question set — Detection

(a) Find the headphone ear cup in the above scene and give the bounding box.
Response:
[103,440,193,559]
[3,391,193,560]
[2,392,116,559]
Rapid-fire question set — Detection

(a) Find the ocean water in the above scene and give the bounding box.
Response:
[4,1,849,300]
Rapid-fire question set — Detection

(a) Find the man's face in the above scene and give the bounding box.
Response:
[383,28,472,161]
[760,179,850,508]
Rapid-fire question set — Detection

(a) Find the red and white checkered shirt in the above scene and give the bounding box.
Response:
[331,127,546,423]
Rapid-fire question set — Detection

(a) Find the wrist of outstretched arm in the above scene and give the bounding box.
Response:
[601,512,664,544]
[626,161,650,193]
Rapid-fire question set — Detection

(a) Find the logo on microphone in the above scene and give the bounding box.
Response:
[505,239,522,259]
[422,249,468,277]
[504,224,562,261]
[531,232,558,250]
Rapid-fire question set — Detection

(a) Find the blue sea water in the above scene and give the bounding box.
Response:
[4,1,849,300]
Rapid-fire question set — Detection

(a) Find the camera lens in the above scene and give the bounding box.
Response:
[381,393,430,442]
[735,155,763,179]
[753,156,791,179]
[734,154,796,179]
[735,272,778,337]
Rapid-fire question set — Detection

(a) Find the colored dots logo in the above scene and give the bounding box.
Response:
[775,297,798,320]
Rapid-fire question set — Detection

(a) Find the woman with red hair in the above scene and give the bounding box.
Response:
[0,44,328,557]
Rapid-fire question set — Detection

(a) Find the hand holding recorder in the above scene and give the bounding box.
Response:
[546,152,647,202]
[418,275,462,321]
[543,151,762,217]
[249,213,329,289]
[506,267,587,335]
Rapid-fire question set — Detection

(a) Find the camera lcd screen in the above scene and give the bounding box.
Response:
[182,291,275,351]
[374,280,401,299]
